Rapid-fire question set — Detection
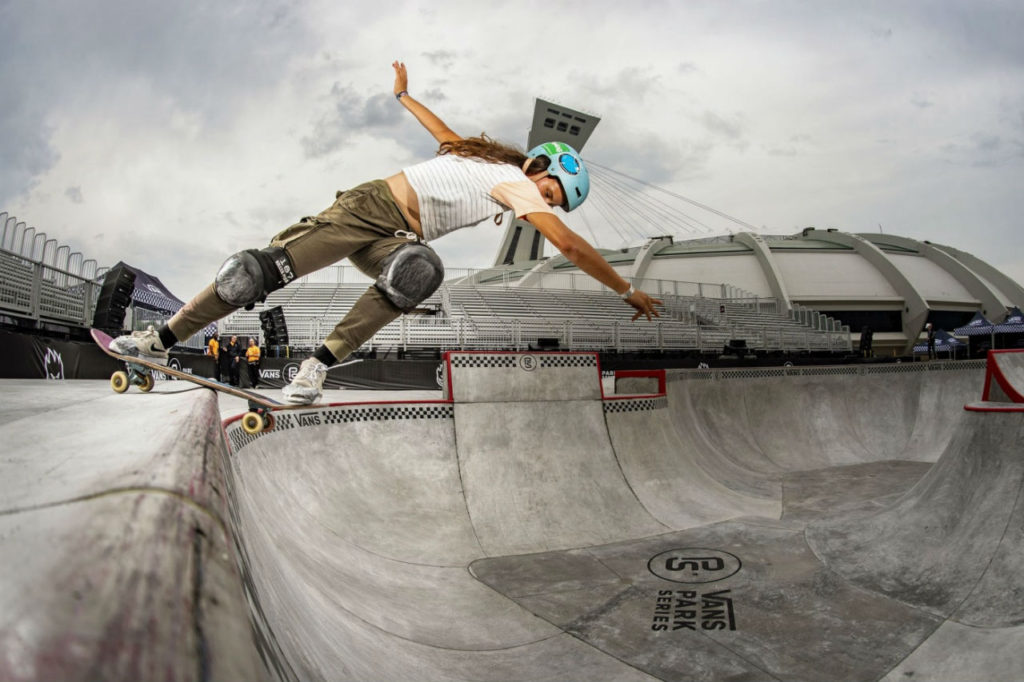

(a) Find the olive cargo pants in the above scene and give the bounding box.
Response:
[168,181,428,361]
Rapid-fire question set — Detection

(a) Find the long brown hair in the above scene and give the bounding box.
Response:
[439,134,548,175]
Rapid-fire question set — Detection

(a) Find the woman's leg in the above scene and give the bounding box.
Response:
[164,182,400,347]
[281,236,441,404]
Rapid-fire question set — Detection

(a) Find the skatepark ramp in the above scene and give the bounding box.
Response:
[3,353,1023,680]
[217,353,1021,681]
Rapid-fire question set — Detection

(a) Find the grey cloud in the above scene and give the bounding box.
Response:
[870,26,894,41]
[0,1,311,205]
[65,187,84,204]
[587,131,714,185]
[421,50,457,70]
[940,131,1020,167]
[0,115,59,206]
[766,145,798,158]
[302,85,408,159]
[973,133,1001,152]
[421,88,448,102]
[576,67,662,101]
[701,111,745,141]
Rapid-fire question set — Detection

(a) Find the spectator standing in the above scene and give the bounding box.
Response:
[207,332,221,381]
[225,335,243,386]
[246,338,262,388]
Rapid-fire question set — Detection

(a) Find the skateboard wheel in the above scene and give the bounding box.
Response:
[138,373,155,392]
[111,371,130,393]
[263,413,275,432]
[241,412,265,435]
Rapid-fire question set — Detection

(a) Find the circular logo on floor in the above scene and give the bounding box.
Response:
[648,548,742,584]
[283,362,301,383]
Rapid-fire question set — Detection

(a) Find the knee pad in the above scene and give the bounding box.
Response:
[374,244,444,312]
[214,247,296,309]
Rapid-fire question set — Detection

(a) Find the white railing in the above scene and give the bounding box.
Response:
[1,248,98,326]
[1,213,851,355]
[221,305,851,355]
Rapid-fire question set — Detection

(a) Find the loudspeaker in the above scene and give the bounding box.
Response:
[723,338,748,357]
[92,265,136,333]
[259,305,289,345]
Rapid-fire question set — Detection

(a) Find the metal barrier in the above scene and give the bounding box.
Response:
[2,212,852,355]
[220,306,851,355]
[0,248,98,326]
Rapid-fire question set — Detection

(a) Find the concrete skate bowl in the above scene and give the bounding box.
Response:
[223,353,1024,681]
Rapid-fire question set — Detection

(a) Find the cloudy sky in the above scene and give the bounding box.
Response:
[2,0,1022,298]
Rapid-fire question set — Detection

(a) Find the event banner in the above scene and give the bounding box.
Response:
[0,331,440,390]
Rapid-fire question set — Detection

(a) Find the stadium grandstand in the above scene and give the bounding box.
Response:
[3,98,1023,378]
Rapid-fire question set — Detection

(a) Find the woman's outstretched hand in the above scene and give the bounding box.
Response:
[392,60,408,96]
[625,289,663,322]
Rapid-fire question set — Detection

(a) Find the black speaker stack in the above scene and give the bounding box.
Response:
[91,265,136,334]
[259,305,289,347]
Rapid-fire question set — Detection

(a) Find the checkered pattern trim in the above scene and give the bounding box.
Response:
[319,405,453,424]
[603,397,667,413]
[540,355,597,368]
[228,427,260,451]
[448,353,597,369]
[450,355,518,368]
[225,403,454,451]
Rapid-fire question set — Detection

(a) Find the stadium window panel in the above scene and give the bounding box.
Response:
[927,310,977,331]
[820,310,902,332]
[544,118,555,128]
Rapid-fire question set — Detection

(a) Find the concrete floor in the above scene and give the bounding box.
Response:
[2,355,1023,681]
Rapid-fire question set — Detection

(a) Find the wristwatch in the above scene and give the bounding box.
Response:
[620,285,636,300]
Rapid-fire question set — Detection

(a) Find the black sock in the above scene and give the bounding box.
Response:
[313,345,337,367]
[158,325,179,350]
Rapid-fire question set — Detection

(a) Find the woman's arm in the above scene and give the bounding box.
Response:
[524,212,663,321]
[392,61,461,144]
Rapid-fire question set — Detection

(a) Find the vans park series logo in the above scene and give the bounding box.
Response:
[647,548,740,632]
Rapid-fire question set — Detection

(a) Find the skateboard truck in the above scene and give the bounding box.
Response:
[241,400,275,435]
[110,362,156,394]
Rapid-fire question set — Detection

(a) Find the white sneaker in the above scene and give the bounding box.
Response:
[282,357,328,404]
[108,326,169,365]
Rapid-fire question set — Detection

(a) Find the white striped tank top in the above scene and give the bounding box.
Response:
[402,154,529,242]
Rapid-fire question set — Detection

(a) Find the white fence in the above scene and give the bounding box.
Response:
[1,213,851,355]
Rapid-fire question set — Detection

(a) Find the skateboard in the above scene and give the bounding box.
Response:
[91,328,319,434]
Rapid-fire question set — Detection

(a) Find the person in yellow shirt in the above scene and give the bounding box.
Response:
[246,337,261,388]
[206,332,221,381]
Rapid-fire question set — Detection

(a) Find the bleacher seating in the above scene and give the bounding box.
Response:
[218,275,850,355]
[1,211,851,357]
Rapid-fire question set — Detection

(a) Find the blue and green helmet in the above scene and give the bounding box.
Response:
[527,141,590,211]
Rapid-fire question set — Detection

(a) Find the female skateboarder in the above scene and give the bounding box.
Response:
[110,61,663,404]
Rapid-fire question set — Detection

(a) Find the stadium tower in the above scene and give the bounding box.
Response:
[493,99,600,267]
